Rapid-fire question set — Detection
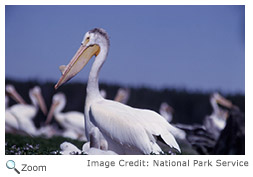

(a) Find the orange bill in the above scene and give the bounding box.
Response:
[55,44,100,89]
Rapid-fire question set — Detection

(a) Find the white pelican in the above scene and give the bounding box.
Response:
[159,102,174,122]
[204,93,233,139]
[114,88,130,104]
[45,92,87,141]
[6,84,27,104]
[5,95,20,133]
[54,28,180,154]
[100,88,130,104]
[5,85,48,136]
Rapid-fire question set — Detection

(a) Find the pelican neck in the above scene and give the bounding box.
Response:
[86,43,108,99]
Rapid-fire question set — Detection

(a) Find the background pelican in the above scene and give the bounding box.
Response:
[159,102,174,122]
[5,85,48,136]
[6,84,27,105]
[114,88,130,104]
[45,92,87,141]
[5,85,22,133]
[5,95,20,133]
[203,92,233,139]
[54,28,180,154]
[100,88,130,104]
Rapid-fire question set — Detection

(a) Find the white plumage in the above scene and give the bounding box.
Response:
[5,85,47,136]
[55,28,181,154]
[46,93,87,141]
[100,89,107,98]
[204,93,232,139]
[208,93,229,130]
[60,127,117,155]
[60,142,82,155]
[82,127,118,155]
[5,95,20,133]
[159,102,174,122]
[89,99,180,154]
[114,88,130,104]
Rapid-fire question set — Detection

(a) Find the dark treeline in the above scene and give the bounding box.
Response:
[6,78,245,127]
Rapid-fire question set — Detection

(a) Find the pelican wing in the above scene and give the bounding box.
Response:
[90,99,180,154]
[9,104,36,120]
[131,108,181,151]
[63,111,85,130]
[5,110,20,130]
[60,112,86,140]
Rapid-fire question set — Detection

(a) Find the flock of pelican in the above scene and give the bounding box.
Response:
[6,28,239,155]
[5,85,50,137]
[5,84,129,140]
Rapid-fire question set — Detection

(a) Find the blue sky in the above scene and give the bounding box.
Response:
[5,5,245,93]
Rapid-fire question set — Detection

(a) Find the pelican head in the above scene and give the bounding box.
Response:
[6,84,27,104]
[160,102,174,113]
[55,28,109,89]
[6,84,15,93]
[159,102,174,122]
[114,88,130,104]
[211,92,233,109]
[45,92,66,124]
[29,86,48,115]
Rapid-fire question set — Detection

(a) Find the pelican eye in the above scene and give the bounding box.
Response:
[83,37,90,45]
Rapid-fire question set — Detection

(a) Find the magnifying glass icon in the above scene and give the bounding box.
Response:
[6,160,20,174]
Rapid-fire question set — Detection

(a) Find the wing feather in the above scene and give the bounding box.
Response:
[63,112,84,129]
[90,99,180,154]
